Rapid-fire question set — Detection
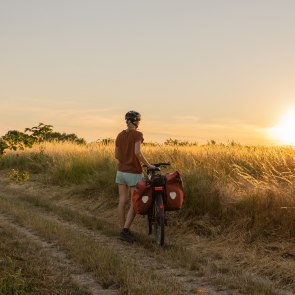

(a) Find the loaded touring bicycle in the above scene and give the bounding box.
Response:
[132,162,184,246]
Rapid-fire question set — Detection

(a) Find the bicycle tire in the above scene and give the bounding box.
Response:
[154,192,165,246]
[147,210,153,235]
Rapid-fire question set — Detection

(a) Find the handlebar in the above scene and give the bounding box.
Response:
[152,162,171,168]
[143,162,171,173]
[143,162,171,168]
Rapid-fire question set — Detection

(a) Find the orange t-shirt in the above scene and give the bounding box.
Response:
[115,129,144,173]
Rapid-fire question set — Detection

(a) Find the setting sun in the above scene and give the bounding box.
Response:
[269,108,295,145]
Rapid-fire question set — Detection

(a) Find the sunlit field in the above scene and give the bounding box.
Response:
[1,141,295,238]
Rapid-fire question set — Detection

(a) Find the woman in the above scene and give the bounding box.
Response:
[115,110,155,242]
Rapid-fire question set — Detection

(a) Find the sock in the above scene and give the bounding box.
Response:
[123,228,129,233]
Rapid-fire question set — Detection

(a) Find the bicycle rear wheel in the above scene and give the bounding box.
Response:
[154,192,165,246]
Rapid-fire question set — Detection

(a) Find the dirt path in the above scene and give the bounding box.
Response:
[0,177,294,295]
[0,212,117,295]
[0,197,234,295]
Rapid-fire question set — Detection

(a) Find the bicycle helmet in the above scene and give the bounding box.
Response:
[125,111,141,127]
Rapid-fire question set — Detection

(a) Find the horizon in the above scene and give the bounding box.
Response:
[1,121,293,147]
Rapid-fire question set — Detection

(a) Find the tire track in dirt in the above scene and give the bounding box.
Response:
[0,211,117,295]
[0,189,241,295]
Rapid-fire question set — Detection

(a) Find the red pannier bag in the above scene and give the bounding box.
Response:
[165,171,184,211]
[132,180,153,215]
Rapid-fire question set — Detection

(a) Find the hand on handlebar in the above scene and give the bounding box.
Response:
[143,162,170,171]
[147,164,157,170]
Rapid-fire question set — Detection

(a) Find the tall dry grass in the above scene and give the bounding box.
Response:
[1,141,295,238]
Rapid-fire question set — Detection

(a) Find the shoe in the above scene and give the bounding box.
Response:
[119,229,135,243]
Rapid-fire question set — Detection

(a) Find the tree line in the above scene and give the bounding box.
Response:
[0,123,85,156]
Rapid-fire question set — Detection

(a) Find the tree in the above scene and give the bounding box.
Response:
[0,138,9,156]
[25,123,53,143]
[0,123,86,157]
[0,130,35,156]
[43,132,86,144]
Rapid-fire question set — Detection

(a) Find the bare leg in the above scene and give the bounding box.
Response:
[123,187,136,229]
[118,184,129,228]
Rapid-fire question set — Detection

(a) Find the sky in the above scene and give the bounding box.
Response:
[1,0,295,144]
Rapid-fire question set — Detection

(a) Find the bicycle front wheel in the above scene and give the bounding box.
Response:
[154,192,165,246]
[147,209,153,235]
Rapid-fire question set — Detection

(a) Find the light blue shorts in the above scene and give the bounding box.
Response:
[115,171,143,187]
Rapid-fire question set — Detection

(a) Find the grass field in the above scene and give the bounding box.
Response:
[1,141,295,238]
[1,141,295,294]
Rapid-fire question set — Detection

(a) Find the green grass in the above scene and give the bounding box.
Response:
[0,263,31,295]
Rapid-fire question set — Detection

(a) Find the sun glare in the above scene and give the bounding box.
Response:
[269,108,295,145]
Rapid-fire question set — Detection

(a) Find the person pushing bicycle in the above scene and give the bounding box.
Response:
[115,110,155,242]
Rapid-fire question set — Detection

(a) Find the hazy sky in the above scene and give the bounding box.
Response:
[1,0,295,144]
